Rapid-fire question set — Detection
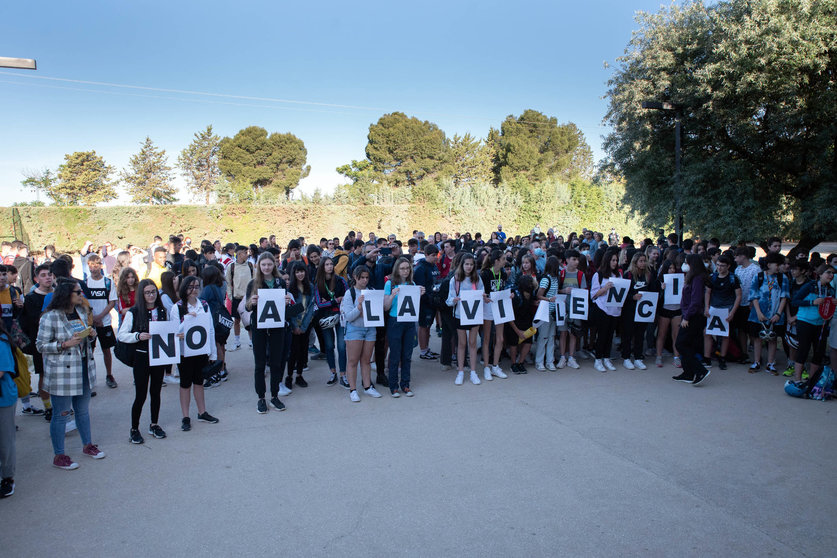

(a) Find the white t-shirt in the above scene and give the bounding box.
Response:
[85,275,118,326]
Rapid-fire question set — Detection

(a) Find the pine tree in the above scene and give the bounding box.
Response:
[122,137,177,205]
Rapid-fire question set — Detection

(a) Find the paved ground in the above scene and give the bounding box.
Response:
[2,335,835,557]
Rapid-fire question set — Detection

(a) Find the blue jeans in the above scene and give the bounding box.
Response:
[321,324,347,373]
[387,316,417,391]
[50,370,92,455]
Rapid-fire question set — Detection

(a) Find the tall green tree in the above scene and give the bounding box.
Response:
[122,137,176,205]
[20,168,58,204]
[178,125,221,204]
[493,109,586,184]
[56,151,117,206]
[365,112,448,187]
[446,134,493,187]
[218,126,310,200]
[603,0,837,254]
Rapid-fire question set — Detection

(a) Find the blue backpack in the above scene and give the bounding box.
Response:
[784,366,834,401]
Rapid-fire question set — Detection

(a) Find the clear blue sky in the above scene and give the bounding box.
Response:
[0,0,669,204]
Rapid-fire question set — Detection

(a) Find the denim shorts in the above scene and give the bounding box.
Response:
[345,323,376,342]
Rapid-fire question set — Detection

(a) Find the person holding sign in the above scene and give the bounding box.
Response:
[673,254,711,385]
[556,250,586,370]
[534,256,561,371]
[169,276,219,432]
[447,253,487,386]
[620,252,657,370]
[702,254,741,370]
[339,265,381,402]
[655,250,685,368]
[384,258,425,397]
[505,275,537,374]
[117,279,169,444]
[590,250,622,372]
[478,249,511,380]
[286,262,317,390]
[245,253,297,414]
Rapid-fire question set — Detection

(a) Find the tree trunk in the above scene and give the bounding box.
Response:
[787,230,824,262]
[206,191,210,205]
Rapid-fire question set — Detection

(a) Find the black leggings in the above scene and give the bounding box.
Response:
[796,320,829,365]
[620,306,647,360]
[375,323,389,374]
[592,305,619,359]
[675,315,707,379]
[132,351,164,430]
[252,327,286,398]
[287,329,310,377]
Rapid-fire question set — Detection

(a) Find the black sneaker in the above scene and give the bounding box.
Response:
[284,376,293,390]
[693,369,711,386]
[748,362,761,373]
[197,412,219,423]
[0,477,14,498]
[511,363,521,374]
[718,357,727,370]
[218,370,229,382]
[702,357,712,368]
[181,417,191,431]
[21,406,44,416]
[672,373,695,383]
[44,408,52,422]
[203,376,217,389]
[257,398,268,414]
[339,375,350,389]
[129,429,144,444]
[106,375,118,389]
[419,352,437,360]
[327,372,338,386]
[376,374,389,387]
[269,397,286,411]
[519,364,528,374]
[148,424,167,438]
[91,391,97,397]
[295,375,308,388]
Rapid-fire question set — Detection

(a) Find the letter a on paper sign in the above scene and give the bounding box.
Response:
[257,289,286,329]
[705,307,730,337]
[396,285,421,323]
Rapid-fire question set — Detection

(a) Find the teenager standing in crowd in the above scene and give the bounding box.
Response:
[747,252,789,374]
[384,257,424,396]
[621,252,656,370]
[84,254,118,389]
[673,254,711,385]
[286,261,316,389]
[790,264,835,383]
[655,249,684,368]
[590,250,622,372]
[227,245,254,351]
[447,253,486,386]
[340,265,381,402]
[313,257,349,387]
[36,279,105,469]
[479,249,511,380]
[0,319,17,497]
[200,265,229,387]
[535,256,561,371]
[703,254,741,370]
[117,279,168,444]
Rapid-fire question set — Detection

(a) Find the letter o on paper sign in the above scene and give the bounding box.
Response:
[185,326,207,350]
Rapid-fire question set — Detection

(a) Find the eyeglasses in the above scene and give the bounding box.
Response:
[72,289,83,295]
[143,290,158,296]
[187,285,200,291]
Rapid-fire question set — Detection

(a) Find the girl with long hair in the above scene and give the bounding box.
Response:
[117,279,168,444]
[313,257,349,387]
[447,253,488,386]
[340,265,381,402]
[384,257,425,396]
[673,253,712,385]
[117,267,139,325]
[590,249,622,372]
[656,250,685,368]
[620,252,656,370]
[286,261,316,389]
[479,249,511,380]
[200,265,229,387]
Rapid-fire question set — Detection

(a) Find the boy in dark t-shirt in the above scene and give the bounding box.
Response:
[704,254,742,370]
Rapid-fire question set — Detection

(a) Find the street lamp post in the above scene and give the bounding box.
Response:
[642,101,683,246]
[0,57,37,70]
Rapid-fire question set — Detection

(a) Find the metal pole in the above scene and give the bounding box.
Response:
[675,112,682,246]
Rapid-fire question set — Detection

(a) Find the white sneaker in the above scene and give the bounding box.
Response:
[604,359,616,371]
[455,371,464,385]
[634,359,647,370]
[535,364,546,371]
[556,356,567,369]
[483,367,493,381]
[567,356,580,369]
[491,365,508,379]
[364,386,382,398]
[623,359,635,370]
[594,359,606,372]
[163,375,179,385]
[278,383,292,396]
[546,362,557,371]
[470,370,481,385]
[349,390,361,403]
[65,419,77,434]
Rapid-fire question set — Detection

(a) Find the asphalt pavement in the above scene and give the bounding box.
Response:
[2,335,835,557]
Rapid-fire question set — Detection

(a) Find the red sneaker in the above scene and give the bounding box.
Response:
[53,454,79,470]
[82,444,106,459]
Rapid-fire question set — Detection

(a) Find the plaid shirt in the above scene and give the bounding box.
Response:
[35,306,97,396]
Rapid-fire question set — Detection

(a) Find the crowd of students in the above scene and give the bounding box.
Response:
[0,229,835,499]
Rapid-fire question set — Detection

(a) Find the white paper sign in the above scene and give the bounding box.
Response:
[604,278,632,308]
[533,300,550,328]
[396,285,421,323]
[182,313,212,357]
[256,288,286,329]
[361,290,385,328]
[149,320,180,366]
[634,292,659,323]
[705,307,730,337]
[569,288,589,320]
[457,289,484,326]
[490,290,515,325]
[555,294,567,326]
[663,273,685,305]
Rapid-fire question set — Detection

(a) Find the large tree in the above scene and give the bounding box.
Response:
[20,168,58,204]
[55,151,118,206]
[122,137,176,205]
[365,112,448,187]
[493,109,588,184]
[178,125,221,204]
[446,133,493,187]
[219,126,310,200]
[603,0,837,254]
